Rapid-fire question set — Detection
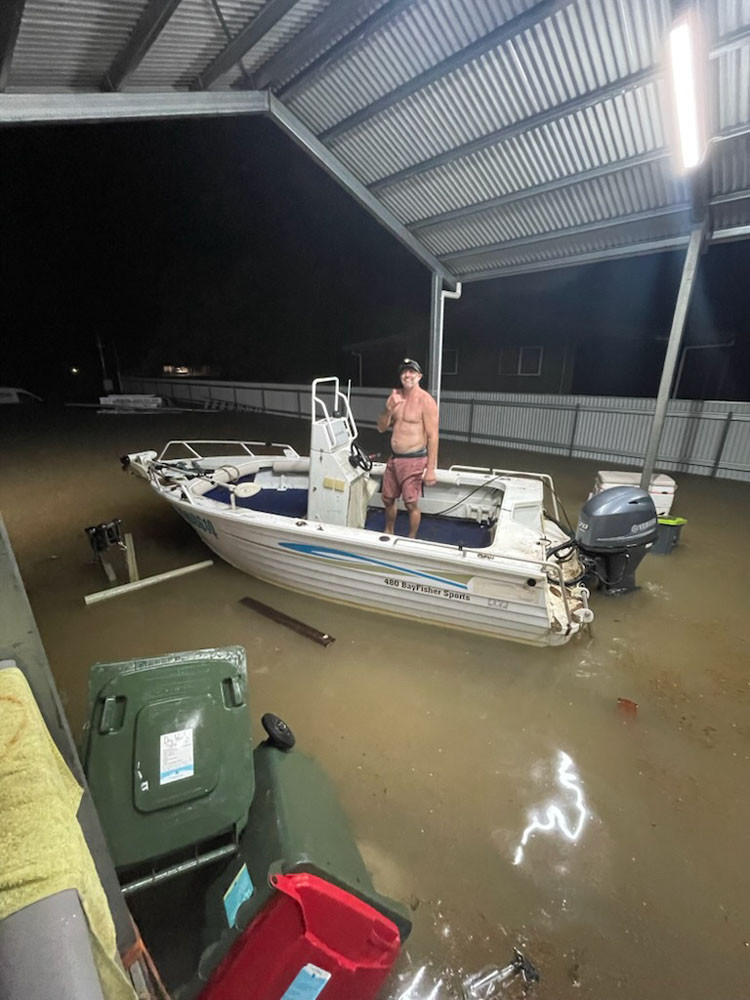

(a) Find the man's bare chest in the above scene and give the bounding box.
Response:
[399,396,424,424]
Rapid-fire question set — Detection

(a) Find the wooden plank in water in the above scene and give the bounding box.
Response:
[239,596,335,647]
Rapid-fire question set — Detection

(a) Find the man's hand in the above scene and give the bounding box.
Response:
[386,389,405,414]
[423,466,437,487]
[377,389,404,432]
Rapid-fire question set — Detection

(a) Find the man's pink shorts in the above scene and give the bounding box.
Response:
[382,455,428,505]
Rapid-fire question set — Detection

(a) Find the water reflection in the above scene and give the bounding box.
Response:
[513,751,588,866]
[394,965,450,1000]
[395,964,427,999]
[393,956,536,999]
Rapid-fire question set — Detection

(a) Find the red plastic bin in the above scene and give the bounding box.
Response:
[198,871,401,1000]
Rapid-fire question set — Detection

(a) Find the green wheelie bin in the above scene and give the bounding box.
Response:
[82,646,255,883]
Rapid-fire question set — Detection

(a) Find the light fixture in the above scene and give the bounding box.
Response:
[70,366,79,375]
[669,17,703,171]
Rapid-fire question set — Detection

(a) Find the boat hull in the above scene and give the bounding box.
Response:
[167,496,576,647]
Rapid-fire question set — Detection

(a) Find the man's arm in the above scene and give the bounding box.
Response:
[423,393,439,485]
[377,390,402,432]
[376,407,392,433]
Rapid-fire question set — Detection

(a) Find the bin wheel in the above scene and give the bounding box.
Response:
[262,713,296,750]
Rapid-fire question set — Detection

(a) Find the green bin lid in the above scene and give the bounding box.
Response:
[82,646,254,871]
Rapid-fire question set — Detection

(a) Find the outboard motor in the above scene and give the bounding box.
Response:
[575,486,658,595]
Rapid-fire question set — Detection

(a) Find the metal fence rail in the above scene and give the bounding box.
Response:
[121,376,750,483]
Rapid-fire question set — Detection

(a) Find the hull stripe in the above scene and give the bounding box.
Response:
[278,541,469,590]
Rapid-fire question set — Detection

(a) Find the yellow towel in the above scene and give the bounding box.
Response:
[0,666,136,1000]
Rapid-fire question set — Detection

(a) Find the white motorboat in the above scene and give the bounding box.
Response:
[124,377,600,646]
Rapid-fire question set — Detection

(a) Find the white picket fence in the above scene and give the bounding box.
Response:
[121,376,750,482]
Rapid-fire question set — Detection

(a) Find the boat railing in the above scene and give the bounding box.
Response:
[157,440,299,462]
[387,536,580,632]
[311,377,358,449]
[448,465,560,520]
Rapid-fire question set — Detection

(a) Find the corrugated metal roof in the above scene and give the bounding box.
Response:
[10,0,144,90]
[447,205,692,276]
[221,0,330,79]
[2,0,749,280]
[417,157,687,255]
[374,81,667,222]
[125,0,246,90]
[285,0,538,133]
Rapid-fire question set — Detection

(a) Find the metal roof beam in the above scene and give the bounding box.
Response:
[712,224,750,242]
[102,0,182,92]
[250,0,406,92]
[0,91,269,125]
[410,150,670,232]
[439,205,690,263]
[713,123,750,143]
[710,24,750,59]
[370,66,660,193]
[320,0,575,144]
[193,0,299,91]
[0,0,25,93]
[268,0,413,99]
[267,94,456,288]
[710,188,750,206]
[458,237,691,281]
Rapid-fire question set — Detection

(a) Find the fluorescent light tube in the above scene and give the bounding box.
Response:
[670,20,702,171]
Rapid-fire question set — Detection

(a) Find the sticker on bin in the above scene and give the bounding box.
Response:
[280,964,331,1000]
[159,728,194,784]
[223,863,254,927]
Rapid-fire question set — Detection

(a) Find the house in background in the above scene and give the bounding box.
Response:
[343,328,429,388]
[441,327,576,394]
[343,324,577,395]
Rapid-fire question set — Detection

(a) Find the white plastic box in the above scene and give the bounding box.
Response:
[592,470,677,517]
[98,394,163,409]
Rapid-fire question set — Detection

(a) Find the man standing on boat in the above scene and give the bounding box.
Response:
[377,359,439,538]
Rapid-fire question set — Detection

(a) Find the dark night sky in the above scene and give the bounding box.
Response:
[2,115,749,400]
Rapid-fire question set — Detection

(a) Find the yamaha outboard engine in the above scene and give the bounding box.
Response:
[575,486,658,595]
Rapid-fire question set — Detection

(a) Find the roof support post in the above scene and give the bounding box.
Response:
[640,223,704,490]
[428,273,444,412]
[427,274,461,411]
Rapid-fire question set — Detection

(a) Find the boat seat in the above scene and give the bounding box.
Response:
[271,459,309,474]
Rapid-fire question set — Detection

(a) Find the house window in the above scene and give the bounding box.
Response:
[442,349,458,375]
[499,346,543,376]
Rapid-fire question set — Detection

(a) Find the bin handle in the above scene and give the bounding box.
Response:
[368,924,398,948]
[99,695,125,733]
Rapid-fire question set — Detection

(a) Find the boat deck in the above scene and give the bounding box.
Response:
[203,481,494,547]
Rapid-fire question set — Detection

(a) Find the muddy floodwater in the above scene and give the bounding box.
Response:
[2,404,749,999]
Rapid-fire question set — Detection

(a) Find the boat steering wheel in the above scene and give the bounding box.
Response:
[349,441,373,472]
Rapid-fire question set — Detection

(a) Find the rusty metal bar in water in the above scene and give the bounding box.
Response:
[239,596,335,647]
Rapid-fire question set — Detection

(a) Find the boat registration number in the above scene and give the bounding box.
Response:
[181,509,218,537]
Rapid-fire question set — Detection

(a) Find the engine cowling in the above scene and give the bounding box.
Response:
[575,486,657,595]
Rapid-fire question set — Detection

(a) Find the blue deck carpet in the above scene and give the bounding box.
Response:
[363,508,492,547]
[204,480,309,518]
[203,479,492,547]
